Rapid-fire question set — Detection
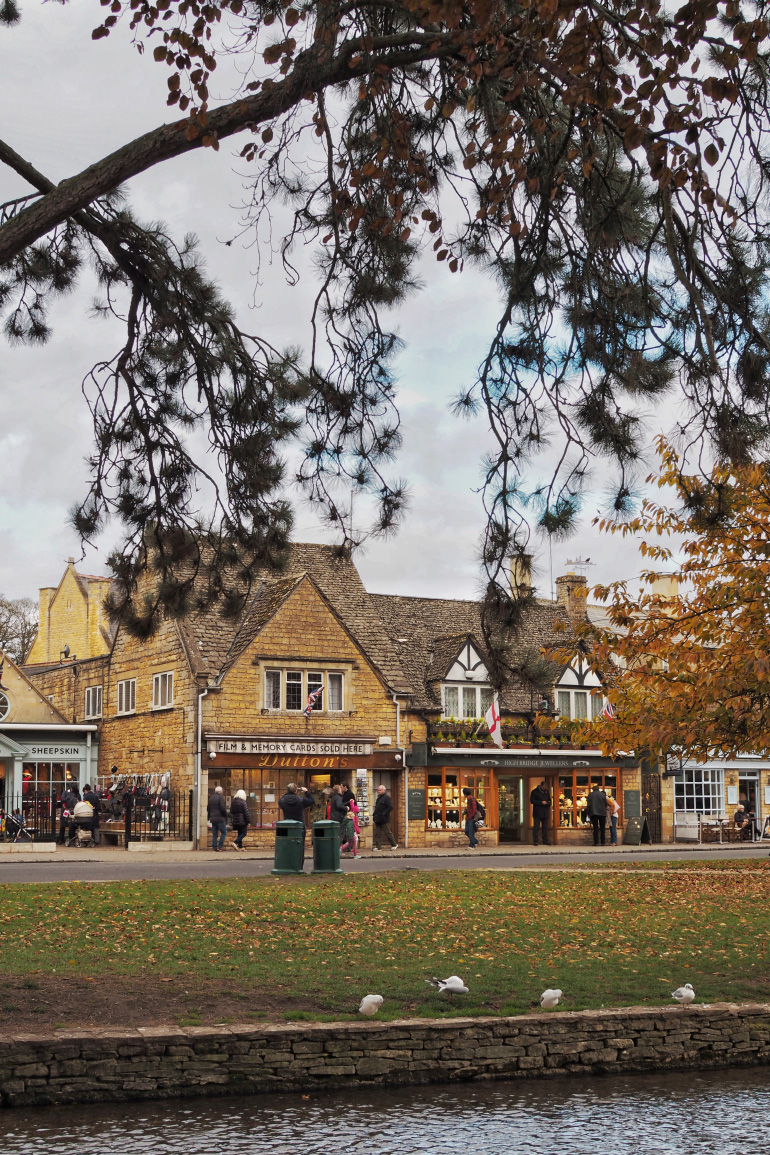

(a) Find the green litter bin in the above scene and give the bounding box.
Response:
[271,819,305,875]
[312,819,343,874]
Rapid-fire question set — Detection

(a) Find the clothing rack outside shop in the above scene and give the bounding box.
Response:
[2,788,194,846]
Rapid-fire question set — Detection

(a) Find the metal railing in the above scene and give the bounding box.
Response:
[1,790,194,846]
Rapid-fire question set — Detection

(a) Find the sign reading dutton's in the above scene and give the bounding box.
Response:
[206,736,375,756]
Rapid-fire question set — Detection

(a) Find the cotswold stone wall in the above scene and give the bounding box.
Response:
[2,1004,770,1107]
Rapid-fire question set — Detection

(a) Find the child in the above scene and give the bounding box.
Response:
[341,801,361,858]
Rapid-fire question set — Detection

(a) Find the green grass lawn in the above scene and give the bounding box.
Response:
[1,866,769,1020]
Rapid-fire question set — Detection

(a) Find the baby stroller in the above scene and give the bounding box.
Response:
[2,809,33,843]
[65,801,96,848]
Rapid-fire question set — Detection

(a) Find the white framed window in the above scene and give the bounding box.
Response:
[674,768,724,815]
[328,672,343,712]
[152,671,174,709]
[286,670,303,711]
[442,684,494,719]
[265,669,281,710]
[263,669,345,713]
[84,685,103,719]
[117,678,136,715]
[557,689,602,720]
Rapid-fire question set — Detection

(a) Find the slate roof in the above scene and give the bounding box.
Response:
[370,592,573,710]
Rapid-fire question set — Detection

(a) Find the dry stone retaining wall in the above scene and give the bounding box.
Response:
[3,1004,770,1107]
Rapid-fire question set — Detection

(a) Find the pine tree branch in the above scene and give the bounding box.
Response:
[0,33,454,265]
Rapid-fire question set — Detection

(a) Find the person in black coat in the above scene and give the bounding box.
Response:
[230,789,251,850]
[207,786,228,851]
[82,784,102,846]
[372,784,397,850]
[57,785,81,844]
[279,783,314,861]
[530,781,552,846]
[586,784,608,846]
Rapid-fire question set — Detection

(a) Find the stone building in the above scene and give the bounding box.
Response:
[0,650,99,830]
[21,545,650,847]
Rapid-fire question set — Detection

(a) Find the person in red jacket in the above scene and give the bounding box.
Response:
[463,787,479,849]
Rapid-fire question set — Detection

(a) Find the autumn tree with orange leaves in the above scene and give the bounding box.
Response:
[577,439,770,760]
[4,1,770,637]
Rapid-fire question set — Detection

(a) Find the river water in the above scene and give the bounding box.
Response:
[6,1065,768,1154]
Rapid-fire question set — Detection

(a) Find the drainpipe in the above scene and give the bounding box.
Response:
[85,730,91,793]
[195,686,209,849]
[393,692,408,848]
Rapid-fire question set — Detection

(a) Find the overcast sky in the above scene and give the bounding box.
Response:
[0,1,659,606]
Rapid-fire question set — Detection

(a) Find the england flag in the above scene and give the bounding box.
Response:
[485,696,504,748]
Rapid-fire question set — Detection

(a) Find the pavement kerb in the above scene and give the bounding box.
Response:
[0,842,768,864]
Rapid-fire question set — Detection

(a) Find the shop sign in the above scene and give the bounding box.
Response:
[208,738,373,755]
[407,788,426,820]
[26,744,86,758]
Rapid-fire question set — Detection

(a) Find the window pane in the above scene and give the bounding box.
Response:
[445,774,460,828]
[286,671,303,711]
[557,691,570,718]
[591,694,603,718]
[265,670,281,709]
[574,692,588,720]
[307,672,323,711]
[328,673,343,712]
[462,687,477,718]
[443,686,458,717]
[480,687,493,715]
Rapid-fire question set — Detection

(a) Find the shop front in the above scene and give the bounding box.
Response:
[409,744,639,847]
[0,724,99,840]
[202,734,403,847]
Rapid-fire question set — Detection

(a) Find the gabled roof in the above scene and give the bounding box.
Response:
[370,592,572,710]
[428,633,487,680]
[176,544,411,692]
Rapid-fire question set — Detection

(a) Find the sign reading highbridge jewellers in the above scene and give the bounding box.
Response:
[207,737,374,756]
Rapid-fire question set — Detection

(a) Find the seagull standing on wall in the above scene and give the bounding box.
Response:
[425,975,469,995]
[671,983,695,1006]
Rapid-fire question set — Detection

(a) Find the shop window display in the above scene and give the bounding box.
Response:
[558,771,619,827]
[207,768,334,827]
[21,761,80,825]
[427,769,490,829]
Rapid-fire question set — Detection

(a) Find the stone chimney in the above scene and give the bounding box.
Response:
[510,553,533,600]
[555,571,588,623]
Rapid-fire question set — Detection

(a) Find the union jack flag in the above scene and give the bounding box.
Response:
[601,697,616,720]
[303,683,324,717]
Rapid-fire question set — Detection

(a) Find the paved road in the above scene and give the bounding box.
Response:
[0,843,767,883]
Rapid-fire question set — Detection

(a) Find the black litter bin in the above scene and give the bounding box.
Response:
[271,819,305,875]
[312,819,343,874]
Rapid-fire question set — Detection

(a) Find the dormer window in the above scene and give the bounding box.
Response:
[439,640,493,719]
[555,659,603,720]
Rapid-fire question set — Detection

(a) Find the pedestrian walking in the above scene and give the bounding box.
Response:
[462,787,480,849]
[607,793,621,845]
[586,783,608,846]
[530,780,552,846]
[372,784,397,850]
[230,789,251,850]
[207,785,228,851]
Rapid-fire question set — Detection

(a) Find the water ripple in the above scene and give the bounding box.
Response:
[5,1066,769,1155]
